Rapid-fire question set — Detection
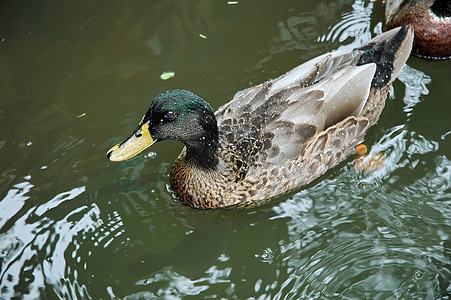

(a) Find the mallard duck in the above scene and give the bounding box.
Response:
[107,25,413,209]
[385,0,451,60]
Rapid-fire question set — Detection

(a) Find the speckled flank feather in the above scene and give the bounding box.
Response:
[167,26,414,208]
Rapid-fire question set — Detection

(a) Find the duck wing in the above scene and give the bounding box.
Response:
[216,48,376,165]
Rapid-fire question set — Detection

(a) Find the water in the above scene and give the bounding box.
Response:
[1,0,450,299]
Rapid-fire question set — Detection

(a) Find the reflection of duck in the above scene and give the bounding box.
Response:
[107,26,413,209]
[385,0,451,60]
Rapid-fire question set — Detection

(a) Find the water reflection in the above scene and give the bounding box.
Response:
[0,184,98,299]
[0,178,34,229]
[397,65,431,117]
[125,232,232,298]
[270,152,450,298]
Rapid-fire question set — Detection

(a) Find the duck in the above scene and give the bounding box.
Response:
[385,0,451,60]
[107,25,413,209]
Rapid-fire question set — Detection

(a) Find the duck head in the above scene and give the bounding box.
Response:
[107,89,219,167]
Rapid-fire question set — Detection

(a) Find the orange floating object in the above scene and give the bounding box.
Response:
[356,144,368,156]
[353,144,385,172]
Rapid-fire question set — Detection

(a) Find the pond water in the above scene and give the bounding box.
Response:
[1,0,450,299]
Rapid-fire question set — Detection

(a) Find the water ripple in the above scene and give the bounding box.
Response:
[317,0,374,50]
[266,99,451,298]
[397,65,431,117]
[0,177,34,229]
[0,185,103,299]
[270,190,450,298]
[123,264,234,299]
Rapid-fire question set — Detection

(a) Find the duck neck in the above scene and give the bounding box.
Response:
[186,140,219,170]
[184,118,220,170]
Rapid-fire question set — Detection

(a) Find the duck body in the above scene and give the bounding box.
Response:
[385,0,451,60]
[108,26,413,209]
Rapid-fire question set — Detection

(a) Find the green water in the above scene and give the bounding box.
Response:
[1,0,450,299]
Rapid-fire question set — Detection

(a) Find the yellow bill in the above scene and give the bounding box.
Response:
[107,123,156,161]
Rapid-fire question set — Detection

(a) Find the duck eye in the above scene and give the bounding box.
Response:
[164,110,177,120]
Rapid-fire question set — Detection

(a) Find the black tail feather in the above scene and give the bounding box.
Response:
[356,25,410,89]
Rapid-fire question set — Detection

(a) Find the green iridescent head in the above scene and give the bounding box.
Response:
[107,89,219,164]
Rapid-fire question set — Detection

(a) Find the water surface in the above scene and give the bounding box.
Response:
[1,0,450,299]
